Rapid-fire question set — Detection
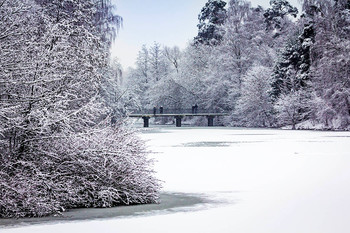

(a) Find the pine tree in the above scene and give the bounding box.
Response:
[264,0,298,31]
[269,23,314,128]
[270,26,314,101]
[194,0,227,45]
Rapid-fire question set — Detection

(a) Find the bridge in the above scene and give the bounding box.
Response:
[128,108,228,127]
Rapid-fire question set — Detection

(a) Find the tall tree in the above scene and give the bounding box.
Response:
[0,0,159,218]
[270,35,304,100]
[235,66,275,127]
[264,0,298,33]
[194,0,227,45]
[149,42,169,82]
[307,0,350,129]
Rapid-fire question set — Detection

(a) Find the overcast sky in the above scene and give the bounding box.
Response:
[110,0,301,69]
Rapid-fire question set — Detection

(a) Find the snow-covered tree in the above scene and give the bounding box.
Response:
[149,42,169,82]
[100,57,128,116]
[194,0,227,45]
[274,89,310,129]
[136,45,150,84]
[313,38,350,127]
[0,0,159,218]
[295,0,350,129]
[176,44,212,109]
[205,0,274,115]
[310,3,350,128]
[164,46,182,73]
[270,35,314,129]
[270,36,303,100]
[124,45,151,108]
[235,66,275,127]
[264,0,298,33]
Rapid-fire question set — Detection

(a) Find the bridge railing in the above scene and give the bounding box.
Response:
[128,108,225,115]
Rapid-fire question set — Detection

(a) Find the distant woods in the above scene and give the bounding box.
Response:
[124,0,350,130]
[0,0,159,218]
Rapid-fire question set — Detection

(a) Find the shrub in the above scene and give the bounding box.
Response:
[0,122,160,218]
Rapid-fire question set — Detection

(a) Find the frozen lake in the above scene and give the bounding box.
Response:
[2,127,350,233]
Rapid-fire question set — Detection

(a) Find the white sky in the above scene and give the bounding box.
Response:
[110,0,301,69]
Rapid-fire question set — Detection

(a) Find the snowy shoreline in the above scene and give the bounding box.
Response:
[0,192,216,229]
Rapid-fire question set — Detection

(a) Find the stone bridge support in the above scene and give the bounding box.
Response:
[207,116,215,126]
[175,116,183,127]
[142,116,150,127]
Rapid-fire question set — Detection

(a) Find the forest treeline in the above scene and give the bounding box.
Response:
[124,0,350,130]
[0,0,159,218]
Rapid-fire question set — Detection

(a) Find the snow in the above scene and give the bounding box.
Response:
[2,127,350,233]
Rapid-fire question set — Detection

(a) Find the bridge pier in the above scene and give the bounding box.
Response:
[207,116,215,127]
[142,116,150,127]
[175,116,183,127]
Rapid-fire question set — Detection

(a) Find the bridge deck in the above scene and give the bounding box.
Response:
[128,113,228,118]
[127,109,228,127]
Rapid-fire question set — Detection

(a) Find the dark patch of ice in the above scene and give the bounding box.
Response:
[177,141,263,147]
[0,192,217,229]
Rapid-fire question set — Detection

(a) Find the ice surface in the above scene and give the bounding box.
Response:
[2,127,350,233]
[0,193,212,228]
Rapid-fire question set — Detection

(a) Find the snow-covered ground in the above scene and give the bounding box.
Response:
[2,127,350,233]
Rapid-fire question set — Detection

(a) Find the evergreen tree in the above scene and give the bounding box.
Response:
[264,0,299,31]
[269,22,314,128]
[194,0,227,45]
[270,25,314,101]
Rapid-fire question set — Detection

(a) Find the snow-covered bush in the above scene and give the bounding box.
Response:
[0,121,159,218]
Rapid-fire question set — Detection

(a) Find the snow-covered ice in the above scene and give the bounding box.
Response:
[2,127,350,233]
